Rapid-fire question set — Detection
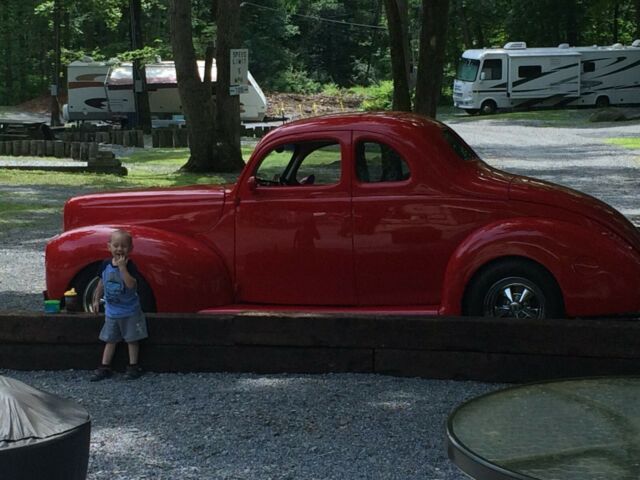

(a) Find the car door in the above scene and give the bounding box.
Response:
[351,132,444,306]
[234,132,355,305]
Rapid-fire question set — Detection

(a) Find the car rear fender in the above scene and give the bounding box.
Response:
[46,225,233,312]
[439,218,640,317]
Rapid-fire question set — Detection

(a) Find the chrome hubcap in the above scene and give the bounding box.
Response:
[484,277,545,319]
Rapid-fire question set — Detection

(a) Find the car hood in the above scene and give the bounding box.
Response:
[63,185,227,235]
[509,176,640,248]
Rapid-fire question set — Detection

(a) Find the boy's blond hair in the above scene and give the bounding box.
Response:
[109,229,133,246]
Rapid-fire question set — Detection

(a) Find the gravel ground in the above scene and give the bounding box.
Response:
[0,369,499,480]
[1,115,639,479]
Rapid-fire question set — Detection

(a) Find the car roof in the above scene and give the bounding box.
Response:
[263,112,444,140]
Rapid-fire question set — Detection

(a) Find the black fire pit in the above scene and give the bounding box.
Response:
[0,375,91,480]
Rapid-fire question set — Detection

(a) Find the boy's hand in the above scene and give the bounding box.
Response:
[114,254,128,269]
[91,298,101,314]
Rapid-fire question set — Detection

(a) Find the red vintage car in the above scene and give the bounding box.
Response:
[45,112,640,318]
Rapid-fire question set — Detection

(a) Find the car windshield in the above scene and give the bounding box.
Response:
[456,58,480,82]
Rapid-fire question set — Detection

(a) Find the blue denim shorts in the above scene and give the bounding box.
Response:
[99,310,148,343]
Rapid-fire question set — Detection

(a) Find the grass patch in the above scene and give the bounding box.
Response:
[606,138,640,149]
[0,146,256,227]
[441,107,594,126]
[0,146,255,190]
[0,200,57,230]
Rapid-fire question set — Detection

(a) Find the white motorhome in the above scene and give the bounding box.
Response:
[64,59,268,123]
[453,40,640,114]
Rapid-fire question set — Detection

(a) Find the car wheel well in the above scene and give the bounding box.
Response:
[70,262,157,313]
[461,256,564,317]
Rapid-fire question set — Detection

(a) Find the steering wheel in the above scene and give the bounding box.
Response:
[299,174,315,185]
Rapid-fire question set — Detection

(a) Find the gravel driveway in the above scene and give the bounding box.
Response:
[1,116,639,479]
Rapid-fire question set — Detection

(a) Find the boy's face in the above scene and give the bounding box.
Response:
[108,232,133,258]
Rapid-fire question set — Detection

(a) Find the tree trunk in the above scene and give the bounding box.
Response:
[414,0,450,118]
[636,0,640,39]
[383,0,412,111]
[612,1,620,43]
[50,0,62,126]
[214,0,245,171]
[169,0,218,172]
[130,0,152,133]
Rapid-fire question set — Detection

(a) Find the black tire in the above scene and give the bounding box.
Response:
[70,263,157,313]
[595,96,610,108]
[463,259,564,319]
[480,100,497,115]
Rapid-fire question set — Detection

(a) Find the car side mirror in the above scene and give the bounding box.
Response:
[248,176,258,192]
[480,71,486,81]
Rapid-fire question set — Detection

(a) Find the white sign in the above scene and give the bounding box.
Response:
[230,49,248,96]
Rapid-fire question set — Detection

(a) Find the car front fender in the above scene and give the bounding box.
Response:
[46,225,233,312]
[439,218,640,317]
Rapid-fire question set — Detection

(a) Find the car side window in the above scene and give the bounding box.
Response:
[355,141,410,183]
[255,141,341,186]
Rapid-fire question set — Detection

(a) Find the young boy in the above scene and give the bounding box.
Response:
[90,229,148,381]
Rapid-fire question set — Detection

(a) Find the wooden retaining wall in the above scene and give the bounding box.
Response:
[2,313,640,382]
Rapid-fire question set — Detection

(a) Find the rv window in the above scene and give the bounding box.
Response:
[481,59,502,80]
[582,61,595,73]
[518,65,542,78]
[456,58,480,82]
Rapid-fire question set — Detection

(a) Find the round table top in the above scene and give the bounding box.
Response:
[446,377,640,480]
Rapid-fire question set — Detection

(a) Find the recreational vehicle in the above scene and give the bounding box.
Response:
[453,40,640,114]
[64,59,268,124]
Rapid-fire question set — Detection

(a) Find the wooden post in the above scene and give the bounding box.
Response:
[79,142,89,161]
[70,142,81,160]
[136,130,144,148]
[36,140,45,157]
[152,130,159,148]
[45,140,54,157]
[89,143,99,162]
[54,141,65,158]
[22,140,31,156]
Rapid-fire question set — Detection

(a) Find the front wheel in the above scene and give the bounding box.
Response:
[480,100,497,115]
[70,264,157,313]
[463,260,564,319]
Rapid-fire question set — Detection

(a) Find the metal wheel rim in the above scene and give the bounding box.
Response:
[483,276,546,319]
[81,276,101,313]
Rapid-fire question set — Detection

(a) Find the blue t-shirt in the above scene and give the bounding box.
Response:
[97,259,142,318]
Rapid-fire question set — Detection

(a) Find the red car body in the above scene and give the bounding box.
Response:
[45,112,640,317]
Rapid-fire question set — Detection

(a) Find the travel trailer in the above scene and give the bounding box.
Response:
[453,40,640,114]
[64,59,268,123]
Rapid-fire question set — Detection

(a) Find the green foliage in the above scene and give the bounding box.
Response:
[606,138,640,149]
[1,0,639,107]
[270,67,322,94]
[359,81,393,111]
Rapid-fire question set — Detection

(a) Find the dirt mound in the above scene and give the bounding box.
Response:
[16,92,363,120]
[266,92,364,120]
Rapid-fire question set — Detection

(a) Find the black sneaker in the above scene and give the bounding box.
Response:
[124,365,143,380]
[90,367,113,382]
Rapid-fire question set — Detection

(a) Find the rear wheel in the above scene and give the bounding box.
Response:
[463,259,564,319]
[595,96,610,108]
[70,263,156,313]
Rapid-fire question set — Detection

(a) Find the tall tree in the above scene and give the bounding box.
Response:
[214,0,244,170]
[130,0,152,133]
[169,0,218,172]
[384,0,412,111]
[414,0,449,117]
[50,0,62,126]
